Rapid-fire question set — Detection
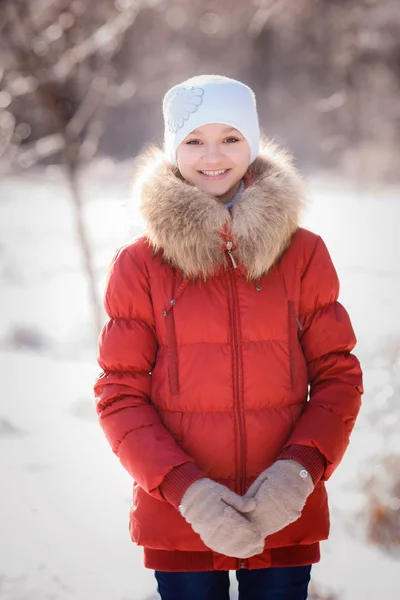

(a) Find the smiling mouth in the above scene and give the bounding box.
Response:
[198,169,230,177]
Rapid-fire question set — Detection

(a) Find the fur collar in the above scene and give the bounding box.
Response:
[133,141,306,280]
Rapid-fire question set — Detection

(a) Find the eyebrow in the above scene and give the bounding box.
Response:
[188,127,239,135]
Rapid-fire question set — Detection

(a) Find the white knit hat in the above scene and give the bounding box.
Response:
[162,74,260,166]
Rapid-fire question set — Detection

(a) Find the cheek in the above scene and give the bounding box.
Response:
[176,151,190,173]
[176,152,197,183]
[237,152,249,166]
[177,145,196,162]
[232,155,250,176]
[226,145,250,168]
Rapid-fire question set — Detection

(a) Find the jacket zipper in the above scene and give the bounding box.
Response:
[163,279,191,396]
[226,243,246,571]
[226,240,238,269]
[165,307,179,395]
[288,300,302,389]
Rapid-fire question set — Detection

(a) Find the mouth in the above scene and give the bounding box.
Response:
[197,169,231,180]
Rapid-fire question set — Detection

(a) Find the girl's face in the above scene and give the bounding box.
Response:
[176,123,250,204]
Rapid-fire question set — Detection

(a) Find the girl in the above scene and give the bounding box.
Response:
[94,75,363,600]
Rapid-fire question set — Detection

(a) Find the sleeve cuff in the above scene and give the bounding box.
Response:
[160,462,207,508]
[277,444,326,484]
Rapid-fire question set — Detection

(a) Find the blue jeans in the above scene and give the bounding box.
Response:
[155,565,312,600]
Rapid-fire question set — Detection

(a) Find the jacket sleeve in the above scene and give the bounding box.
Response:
[94,244,205,503]
[280,236,363,481]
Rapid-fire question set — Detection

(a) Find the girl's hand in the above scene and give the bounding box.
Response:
[244,460,314,538]
[179,478,265,558]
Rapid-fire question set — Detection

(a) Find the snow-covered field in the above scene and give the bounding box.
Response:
[0,162,399,599]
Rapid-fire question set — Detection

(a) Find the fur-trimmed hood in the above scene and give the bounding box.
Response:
[133,141,306,280]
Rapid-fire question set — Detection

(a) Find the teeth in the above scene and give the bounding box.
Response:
[200,169,227,176]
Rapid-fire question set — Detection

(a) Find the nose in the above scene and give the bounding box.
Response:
[201,144,223,165]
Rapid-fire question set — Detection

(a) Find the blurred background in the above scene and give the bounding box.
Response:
[0,1,399,599]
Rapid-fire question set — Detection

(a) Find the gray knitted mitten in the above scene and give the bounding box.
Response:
[179,478,265,558]
[244,460,314,538]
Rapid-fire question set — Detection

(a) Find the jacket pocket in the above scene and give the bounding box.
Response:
[288,300,302,390]
[166,308,179,395]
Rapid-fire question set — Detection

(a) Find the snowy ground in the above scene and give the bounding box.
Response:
[0,161,399,599]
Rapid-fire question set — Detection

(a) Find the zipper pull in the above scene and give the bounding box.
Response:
[226,241,238,269]
[296,316,303,331]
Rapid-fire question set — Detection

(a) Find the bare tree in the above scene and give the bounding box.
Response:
[0,0,143,337]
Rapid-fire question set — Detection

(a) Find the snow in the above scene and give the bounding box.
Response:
[0,163,399,599]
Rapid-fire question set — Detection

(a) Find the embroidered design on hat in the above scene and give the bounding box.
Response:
[167,86,205,133]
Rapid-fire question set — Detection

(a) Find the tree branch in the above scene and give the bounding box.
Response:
[53,5,141,81]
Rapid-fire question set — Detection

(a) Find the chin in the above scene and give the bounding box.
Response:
[196,178,232,193]
[206,186,231,198]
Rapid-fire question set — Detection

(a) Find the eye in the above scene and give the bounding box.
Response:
[186,139,202,145]
[224,137,240,143]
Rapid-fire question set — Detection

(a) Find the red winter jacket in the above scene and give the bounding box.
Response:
[94,143,363,572]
